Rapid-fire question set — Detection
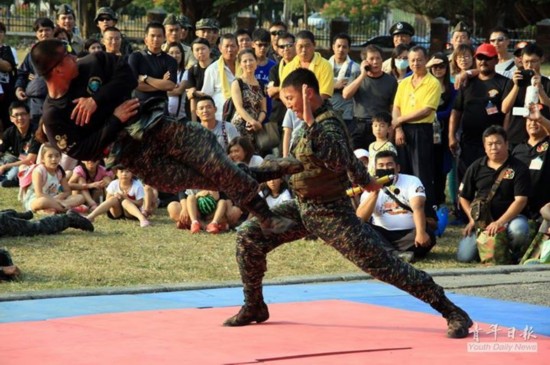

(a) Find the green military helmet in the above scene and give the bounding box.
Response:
[197,195,217,216]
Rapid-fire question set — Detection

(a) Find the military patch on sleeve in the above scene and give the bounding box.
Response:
[503,168,515,179]
[415,186,425,193]
[87,76,102,95]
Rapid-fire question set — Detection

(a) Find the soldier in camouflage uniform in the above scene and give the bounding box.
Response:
[0,209,94,281]
[224,69,473,339]
[31,39,301,235]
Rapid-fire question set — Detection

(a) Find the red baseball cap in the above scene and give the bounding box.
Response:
[475,43,498,58]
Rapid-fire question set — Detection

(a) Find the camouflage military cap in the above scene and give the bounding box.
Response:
[178,15,193,29]
[196,18,219,30]
[94,7,118,23]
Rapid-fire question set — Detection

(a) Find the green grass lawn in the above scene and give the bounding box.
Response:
[0,185,479,295]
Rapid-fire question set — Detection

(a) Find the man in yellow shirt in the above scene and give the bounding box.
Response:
[281,30,333,99]
[392,45,440,213]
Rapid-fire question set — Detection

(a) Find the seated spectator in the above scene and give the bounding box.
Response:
[141,185,159,218]
[259,178,292,209]
[186,189,228,234]
[367,111,396,176]
[228,136,263,167]
[20,143,84,214]
[356,150,435,262]
[0,102,41,187]
[511,111,550,219]
[82,38,103,56]
[69,160,113,211]
[457,126,531,264]
[520,202,550,264]
[86,165,150,228]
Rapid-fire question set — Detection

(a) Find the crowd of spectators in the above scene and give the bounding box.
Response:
[1,4,550,281]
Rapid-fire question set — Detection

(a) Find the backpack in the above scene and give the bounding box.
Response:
[222,78,244,121]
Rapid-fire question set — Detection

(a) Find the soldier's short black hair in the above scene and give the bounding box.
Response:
[145,21,165,36]
[192,37,210,48]
[296,30,315,44]
[9,100,30,116]
[252,28,270,43]
[195,95,215,107]
[281,68,320,95]
[30,39,67,78]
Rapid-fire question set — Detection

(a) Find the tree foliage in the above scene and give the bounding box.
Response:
[321,0,385,22]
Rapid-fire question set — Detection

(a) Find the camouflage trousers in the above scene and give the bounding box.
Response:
[117,120,280,206]
[0,210,71,237]
[235,197,452,312]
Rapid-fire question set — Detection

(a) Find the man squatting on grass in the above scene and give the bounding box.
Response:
[224,68,473,339]
[31,39,300,235]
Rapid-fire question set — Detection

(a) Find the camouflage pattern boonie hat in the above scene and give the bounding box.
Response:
[195,18,219,30]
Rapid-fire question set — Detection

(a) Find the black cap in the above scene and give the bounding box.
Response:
[389,22,415,37]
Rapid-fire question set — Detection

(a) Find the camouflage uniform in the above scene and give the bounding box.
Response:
[0,210,93,237]
[226,101,472,337]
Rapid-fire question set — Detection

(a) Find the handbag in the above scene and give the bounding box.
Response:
[254,121,280,153]
[470,167,507,229]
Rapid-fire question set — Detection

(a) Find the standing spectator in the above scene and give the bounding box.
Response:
[512,110,550,219]
[177,15,194,45]
[0,21,18,132]
[281,30,334,100]
[230,49,267,145]
[450,44,476,85]
[83,38,102,55]
[15,18,54,127]
[329,33,360,130]
[267,32,296,141]
[235,29,253,51]
[91,7,133,56]
[458,126,530,263]
[382,22,415,74]
[343,44,397,150]
[267,21,287,62]
[392,46,440,212]
[128,22,177,104]
[195,18,220,59]
[202,33,239,121]
[56,4,83,54]
[0,101,40,187]
[166,42,188,120]
[251,29,276,119]
[162,14,195,70]
[449,22,471,54]
[489,26,515,79]
[186,38,213,121]
[502,44,550,149]
[388,44,411,82]
[101,27,124,56]
[427,53,457,208]
[449,43,511,170]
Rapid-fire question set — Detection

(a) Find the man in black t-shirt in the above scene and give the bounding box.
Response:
[458,126,530,262]
[0,102,41,187]
[128,22,177,104]
[512,114,550,218]
[185,38,212,121]
[449,43,512,171]
[502,44,550,149]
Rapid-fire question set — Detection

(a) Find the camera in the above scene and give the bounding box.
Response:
[518,69,535,88]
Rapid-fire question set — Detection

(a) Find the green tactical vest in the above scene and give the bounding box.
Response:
[290,110,351,202]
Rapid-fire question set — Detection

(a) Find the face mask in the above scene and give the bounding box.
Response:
[375,169,394,186]
[394,59,409,70]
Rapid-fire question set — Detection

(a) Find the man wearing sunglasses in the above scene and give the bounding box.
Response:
[91,7,134,57]
[449,43,512,173]
[489,27,515,79]
[267,21,287,62]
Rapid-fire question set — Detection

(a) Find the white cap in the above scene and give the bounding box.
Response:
[353,149,369,159]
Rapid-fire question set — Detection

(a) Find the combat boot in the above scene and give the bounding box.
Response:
[243,195,296,235]
[433,297,473,338]
[223,301,270,327]
[67,211,95,232]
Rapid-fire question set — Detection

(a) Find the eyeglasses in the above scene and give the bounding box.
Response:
[278,43,294,49]
[475,54,496,61]
[97,17,113,22]
[457,55,472,60]
[489,36,506,43]
[41,44,70,76]
[254,42,269,48]
[270,30,285,36]
[11,112,29,119]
